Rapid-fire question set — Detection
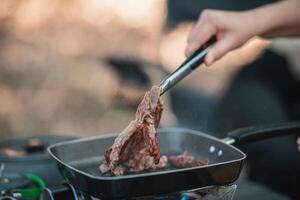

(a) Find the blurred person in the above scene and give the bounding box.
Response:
[185,0,300,64]
[185,0,300,149]
[185,0,300,198]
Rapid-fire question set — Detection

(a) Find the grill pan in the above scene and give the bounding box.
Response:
[48,121,300,199]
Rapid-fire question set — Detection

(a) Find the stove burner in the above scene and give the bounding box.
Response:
[0,164,30,193]
[0,165,46,200]
[0,174,30,192]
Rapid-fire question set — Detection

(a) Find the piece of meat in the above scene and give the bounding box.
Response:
[168,150,209,168]
[100,86,163,175]
[127,149,168,172]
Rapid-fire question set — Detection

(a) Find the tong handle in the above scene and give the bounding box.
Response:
[160,37,216,95]
[181,37,216,69]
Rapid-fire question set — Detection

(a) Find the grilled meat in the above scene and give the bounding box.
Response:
[168,150,209,168]
[100,86,163,175]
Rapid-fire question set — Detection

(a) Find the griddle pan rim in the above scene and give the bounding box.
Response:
[48,127,246,180]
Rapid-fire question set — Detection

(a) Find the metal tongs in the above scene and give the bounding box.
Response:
[160,37,215,95]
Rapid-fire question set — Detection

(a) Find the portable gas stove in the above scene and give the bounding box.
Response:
[1,160,237,200]
[1,142,238,200]
[40,183,237,200]
[0,133,240,200]
[2,179,236,200]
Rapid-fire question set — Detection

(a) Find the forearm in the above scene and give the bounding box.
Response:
[249,0,300,38]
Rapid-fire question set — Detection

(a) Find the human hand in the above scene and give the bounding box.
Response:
[185,10,258,65]
[297,137,300,151]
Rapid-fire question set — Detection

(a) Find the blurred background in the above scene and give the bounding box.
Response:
[0,0,300,198]
[0,0,168,138]
[0,0,274,139]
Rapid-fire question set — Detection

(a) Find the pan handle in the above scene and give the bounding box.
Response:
[223,121,300,145]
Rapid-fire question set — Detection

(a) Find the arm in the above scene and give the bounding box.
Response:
[185,0,300,65]
[256,0,300,38]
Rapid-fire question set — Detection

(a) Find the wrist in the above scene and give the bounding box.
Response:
[244,7,273,38]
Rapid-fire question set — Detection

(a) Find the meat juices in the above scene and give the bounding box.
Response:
[100,86,164,175]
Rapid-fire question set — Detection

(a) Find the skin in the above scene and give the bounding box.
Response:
[185,0,300,150]
[185,0,300,65]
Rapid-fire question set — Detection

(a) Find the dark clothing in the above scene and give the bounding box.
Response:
[166,1,299,198]
[166,0,278,29]
[217,50,300,199]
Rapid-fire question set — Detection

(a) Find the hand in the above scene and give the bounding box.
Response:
[297,137,300,151]
[185,10,258,65]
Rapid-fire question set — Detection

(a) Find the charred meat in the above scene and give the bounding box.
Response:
[127,149,168,173]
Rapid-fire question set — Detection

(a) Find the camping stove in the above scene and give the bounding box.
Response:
[0,161,237,200]
[39,183,237,200]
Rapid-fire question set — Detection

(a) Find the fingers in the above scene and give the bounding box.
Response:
[185,12,216,57]
[297,137,300,151]
[204,37,234,65]
[185,27,215,57]
[185,10,245,65]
